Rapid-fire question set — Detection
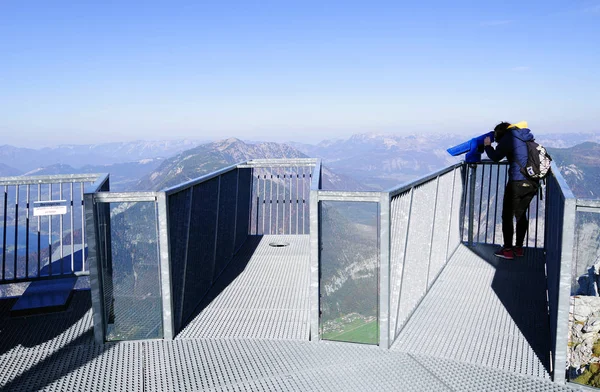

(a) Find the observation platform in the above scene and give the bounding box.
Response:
[0,238,581,391]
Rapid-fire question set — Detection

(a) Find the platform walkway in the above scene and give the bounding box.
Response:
[392,243,552,379]
[0,239,584,391]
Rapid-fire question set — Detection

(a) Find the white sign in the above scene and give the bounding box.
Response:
[33,200,68,217]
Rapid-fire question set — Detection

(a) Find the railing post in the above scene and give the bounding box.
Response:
[468,164,477,245]
[553,198,576,383]
[309,189,319,341]
[379,192,390,348]
[85,193,105,344]
[157,192,175,340]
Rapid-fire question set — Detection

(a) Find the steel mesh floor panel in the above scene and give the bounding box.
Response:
[177,235,310,340]
[391,243,552,379]
[0,290,94,357]
[0,340,143,392]
[143,339,581,392]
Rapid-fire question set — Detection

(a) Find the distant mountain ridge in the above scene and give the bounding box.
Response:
[137,138,369,192]
[0,139,203,172]
[548,142,600,199]
[291,133,464,190]
[2,132,599,197]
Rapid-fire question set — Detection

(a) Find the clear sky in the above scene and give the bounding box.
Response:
[1,0,599,147]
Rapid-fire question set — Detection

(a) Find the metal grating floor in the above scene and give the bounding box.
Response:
[392,243,553,379]
[176,235,311,340]
[0,240,585,391]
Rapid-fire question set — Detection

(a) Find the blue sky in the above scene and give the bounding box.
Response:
[1,0,599,147]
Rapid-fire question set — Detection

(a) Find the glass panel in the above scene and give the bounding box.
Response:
[101,201,163,341]
[569,209,600,386]
[320,201,379,345]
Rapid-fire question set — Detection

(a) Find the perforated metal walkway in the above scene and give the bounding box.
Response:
[0,241,584,391]
[176,235,310,340]
[392,243,552,378]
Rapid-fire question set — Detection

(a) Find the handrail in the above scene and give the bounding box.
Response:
[162,163,241,196]
[0,173,108,186]
[387,162,463,198]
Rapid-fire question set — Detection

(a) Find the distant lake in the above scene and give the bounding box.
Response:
[0,226,51,255]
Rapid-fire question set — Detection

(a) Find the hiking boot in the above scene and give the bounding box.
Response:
[514,247,524,257]
[494,247,514,259]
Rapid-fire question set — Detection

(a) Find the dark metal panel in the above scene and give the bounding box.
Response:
[179,178,219,330]
[235,168,252,250]
[167,189,193,333]
[215,170,238,279]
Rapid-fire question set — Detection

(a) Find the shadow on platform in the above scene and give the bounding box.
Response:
[468,243,552,375]
[176,235,262,335]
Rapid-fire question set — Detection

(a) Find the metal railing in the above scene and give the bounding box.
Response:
[463,161,546,248]
[386,163,464,347]
[0,173,108,284]
[80,156,584,387]
[565,200,600,387]
[241,159,317,235]
[87,158,320,343]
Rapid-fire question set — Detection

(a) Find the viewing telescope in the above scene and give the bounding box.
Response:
[446,131,495,163]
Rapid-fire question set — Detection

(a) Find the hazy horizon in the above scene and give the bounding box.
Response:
[2,1,599,147]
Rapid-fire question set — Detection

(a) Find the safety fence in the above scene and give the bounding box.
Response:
[463,161,546,248]
[86,159,320,343]
[0,173,108,285]
[243,159,315,235]
[310,163,465,348]
[81,157,585,388]
[565,199,600,387]
[386,163,464,345]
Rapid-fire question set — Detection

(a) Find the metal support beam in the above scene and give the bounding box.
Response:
[379,192,390,349]
[157,192,175,340]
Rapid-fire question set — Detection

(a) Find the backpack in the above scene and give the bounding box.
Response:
[519,140,552,180]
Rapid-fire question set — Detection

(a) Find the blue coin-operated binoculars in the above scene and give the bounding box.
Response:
[447,131,495,163]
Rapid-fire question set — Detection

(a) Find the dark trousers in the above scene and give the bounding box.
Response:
[502,180,537,248]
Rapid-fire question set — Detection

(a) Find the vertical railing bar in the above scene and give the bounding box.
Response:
[307,170,312,234]
[461,165,469,242]
[269,171,274,235]
[445,168,458,262]
[485,162,493,243]
[26,185,30,278]
[13,185,19,279]
[2,185,7,281]
[282,172,286,234]
[468,165,477,245]
[492,164,501,244]
[48,183,52,276]
[394,187,414,330]
[289,169,292,234]
[477,164,485,243]
[70,183,74,272]
[302,169,306,235]
[59,182,64,275]
[426,177,440,286]
[262,173,266,235]
[503,165,509,245]
[535,184,540,248]
[296,169,299,235]
[81,182,86,271]
[37,184,41,277]
[276,172,280,234]
[525,202,530,247]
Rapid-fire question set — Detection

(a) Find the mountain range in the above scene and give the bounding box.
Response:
[1,132,599,197]
[548,142,600,199]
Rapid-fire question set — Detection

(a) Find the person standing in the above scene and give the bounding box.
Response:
[483,121,538,259]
